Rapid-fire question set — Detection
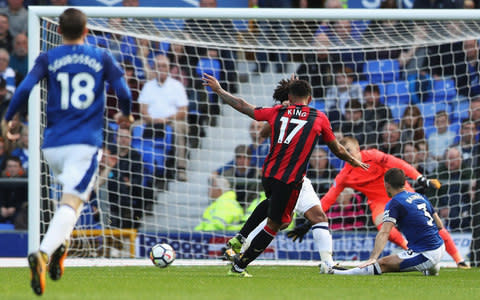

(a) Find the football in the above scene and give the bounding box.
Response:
[149,243,176,268]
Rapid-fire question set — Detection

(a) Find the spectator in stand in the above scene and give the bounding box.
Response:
[464,0,478,8]
[0,13,13,53]
[0,49,16,94]
[0,0,27,37]
[429,147,475,231]
[102,128,145,229]
[10,122,27,171]
[9,32,27,84]
[305,146,338,197]
[325,187,366,231]
[106,62,142,121]
[247,120,270,170]
[379,121,402,157]
[325,65,363,125]
[456,39,480,98]
[415,140,439,176]
[454,118,480,172]
[362,0,411,61]
[183,0,238,93]
[399,105,425,144]
[295,35,334,100]
[167,43,195,92]
[290,0,323,46]
[138,54,189,181]
[87,18,144,80]
[251,0,291,73]
[363,83,392,134]
[216,120,270,175]
[427,39,480,100]
[337,99,376,148]
[401,143,418,169]
[427,110,457,160]
[0,76,12,119]
[314,0,363,73]
[195,176,244,232]
[470,96,480,131]
[0,155,27,224]
[213,144,261,209]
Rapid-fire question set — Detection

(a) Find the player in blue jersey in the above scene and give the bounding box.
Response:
[327,168,445,276]
[4,8,133,295]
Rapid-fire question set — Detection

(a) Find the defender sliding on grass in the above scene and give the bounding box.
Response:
[327,168,445,276]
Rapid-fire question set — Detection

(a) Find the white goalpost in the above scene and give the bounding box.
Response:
[28,6,480,266]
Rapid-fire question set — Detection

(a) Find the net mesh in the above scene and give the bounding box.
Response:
[36,13,479,262]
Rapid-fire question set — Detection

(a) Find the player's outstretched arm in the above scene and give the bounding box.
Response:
[326,139,369,170]
[202,73,255,119]
[359,221,393,268]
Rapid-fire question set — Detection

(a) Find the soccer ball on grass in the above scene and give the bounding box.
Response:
[149,243,176,268]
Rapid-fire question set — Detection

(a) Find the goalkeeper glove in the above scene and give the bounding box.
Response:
[286,221,312,243]
[417,175,441,189]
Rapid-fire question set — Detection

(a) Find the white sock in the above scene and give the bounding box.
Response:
[333,262,382,275]
[312,222,334,267]
[39,205,78,257]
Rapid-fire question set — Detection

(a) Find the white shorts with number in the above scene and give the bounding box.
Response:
[397,244,445,273]
[43,145,102,202]
[294,177,321,216]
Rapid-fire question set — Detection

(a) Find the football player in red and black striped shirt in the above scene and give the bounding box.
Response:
[203,73,368,276]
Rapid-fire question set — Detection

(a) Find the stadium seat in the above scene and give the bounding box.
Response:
[363,59,400,83]
[384,81,410,122]
[131,124,174,177]
[384,80,410,106]
[310,99,326,113]
[0,223,14,230]
[426,78,457,103]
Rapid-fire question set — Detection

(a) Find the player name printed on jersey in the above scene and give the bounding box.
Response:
[48,54,102,72]
[287,107,307,117]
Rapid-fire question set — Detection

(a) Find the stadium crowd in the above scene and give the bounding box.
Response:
[0,0,480,265]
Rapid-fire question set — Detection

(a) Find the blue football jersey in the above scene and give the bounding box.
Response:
[6,44,129,148]
[384,191,443,252]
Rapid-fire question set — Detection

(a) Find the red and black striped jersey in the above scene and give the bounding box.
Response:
[254,104,335,184]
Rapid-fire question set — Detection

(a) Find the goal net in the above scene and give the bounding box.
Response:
[30,7,480,265]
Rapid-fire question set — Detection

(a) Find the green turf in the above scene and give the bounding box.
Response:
[1,265,479,300]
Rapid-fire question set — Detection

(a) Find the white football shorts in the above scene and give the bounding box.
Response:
[294,177,321,216]
[43,144,102,202]
[397,244,445,273]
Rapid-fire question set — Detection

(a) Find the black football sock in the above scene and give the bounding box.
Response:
[239,199,269,238]
[236,226,276,269]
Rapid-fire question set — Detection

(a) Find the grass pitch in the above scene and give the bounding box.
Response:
[1,265,479,300]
